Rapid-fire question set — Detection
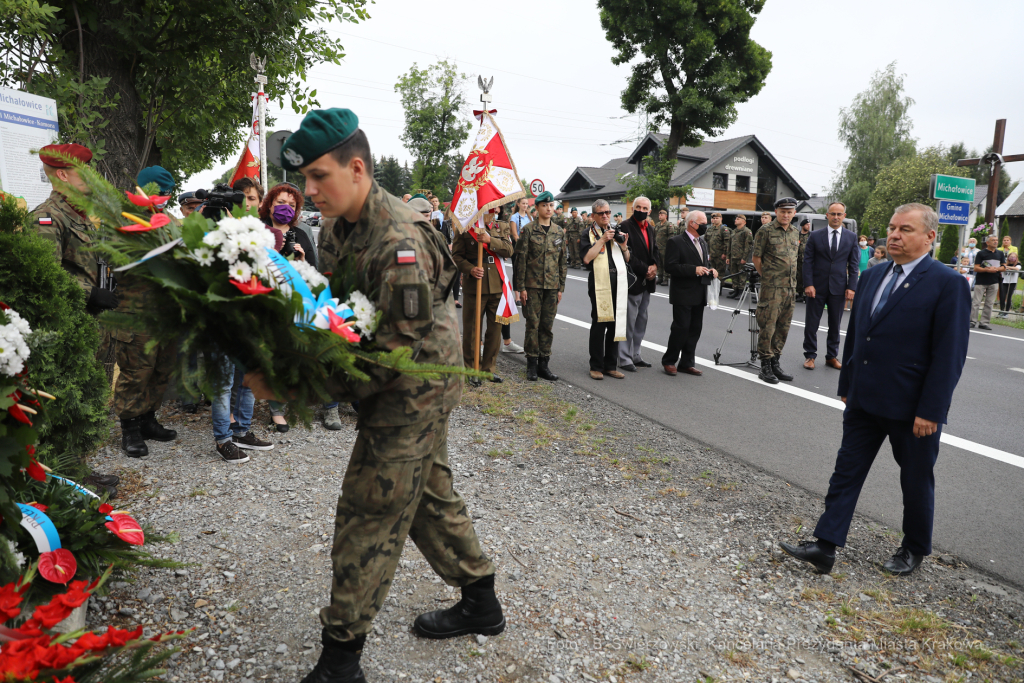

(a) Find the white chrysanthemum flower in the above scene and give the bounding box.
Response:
[254,262,269,280]
[238,215,266,231]
[218,241,241,263]
[192,247,216,266]
[228,260,253,283]
[217,215,245,235]
[345,290,377,338]
[202,230,225,247]
[0,308,32,377]
[292,259,328,289]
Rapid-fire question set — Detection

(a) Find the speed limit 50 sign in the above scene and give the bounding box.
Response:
[529,178,545,195]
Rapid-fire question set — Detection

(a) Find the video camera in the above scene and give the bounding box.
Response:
[612,226,628,244]
[194,184,246,221]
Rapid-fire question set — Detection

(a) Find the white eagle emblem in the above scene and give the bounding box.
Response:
[283,148,304,167]
[462,156,485,183]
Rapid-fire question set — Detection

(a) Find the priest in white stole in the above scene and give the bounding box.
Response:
[581,199,631,380]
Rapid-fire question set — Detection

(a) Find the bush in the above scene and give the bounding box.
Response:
[0,194,109,469]
[937,224,960,264]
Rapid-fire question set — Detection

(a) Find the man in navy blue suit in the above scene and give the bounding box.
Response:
[780,204,970,577]
[802,202,861,370]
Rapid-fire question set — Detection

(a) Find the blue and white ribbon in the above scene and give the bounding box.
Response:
[17,503,61,553]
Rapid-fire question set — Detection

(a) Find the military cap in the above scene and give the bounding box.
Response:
[570,207,578,212]
[409,193,428,201]
[800,218,810,226]
[178,191,201,205]
[280,108,359,171]
[534,191,554,204]
[774,196,797,209]
[39,143,92,168]
[556,203,563,209]
[137,165,175,194]
[408,197,432,213]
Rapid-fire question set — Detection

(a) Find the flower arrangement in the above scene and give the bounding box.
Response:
[971,222,993,235]
[43,154,484,423]
[0,564,190,682]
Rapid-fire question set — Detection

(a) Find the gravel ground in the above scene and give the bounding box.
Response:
[86,355,1024,683]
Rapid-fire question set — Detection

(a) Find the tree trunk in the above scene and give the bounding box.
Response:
[59,0,145,189]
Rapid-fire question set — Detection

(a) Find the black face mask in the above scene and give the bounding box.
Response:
[632,210,648,223]
[696,223,708,236]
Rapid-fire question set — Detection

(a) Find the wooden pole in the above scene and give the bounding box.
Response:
[473,230,484,372]
[986,119,1006,228]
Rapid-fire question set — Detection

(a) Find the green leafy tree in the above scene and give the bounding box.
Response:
[861,147,970,234]
[620,156,691,211]
[394,60,472,202]
[598,0,772,199]
[374,155,410,197]
[0,0,370,189]
[936,223,960,265]
[831,62,917,224]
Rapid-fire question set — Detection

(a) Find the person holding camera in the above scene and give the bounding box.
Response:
[581,199,630,380]
[752,197,801,385]
[661,210,714,376]
[260,183,317,269]
[617,196,659,372]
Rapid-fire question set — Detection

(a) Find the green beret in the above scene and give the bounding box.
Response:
[280,108,359,171]
[571,207,578,212]
[409,193,428,201]
[535,191,554,204]
[137,165,175,194]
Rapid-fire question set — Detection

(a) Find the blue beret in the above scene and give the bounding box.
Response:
[137,166,175,194]
[281,108,359,171]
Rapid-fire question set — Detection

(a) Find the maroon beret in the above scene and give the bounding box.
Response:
[39,143,93,168]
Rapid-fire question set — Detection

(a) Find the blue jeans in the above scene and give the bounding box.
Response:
[212,356,254,443]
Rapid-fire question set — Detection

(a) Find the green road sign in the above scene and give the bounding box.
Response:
[931,174,975,202]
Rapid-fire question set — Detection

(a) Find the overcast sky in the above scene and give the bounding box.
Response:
[186,0,1024,199]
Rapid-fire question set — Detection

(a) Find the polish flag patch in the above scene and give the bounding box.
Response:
[396,250,416,265]
[38,217,52,225]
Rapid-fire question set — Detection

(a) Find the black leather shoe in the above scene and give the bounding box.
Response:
[299,633,367,683]
[634,359,652,368]
[83,472,120,488]
[882,547,924,576]
[620,364,637,373]
[413,576,505,639]
[537,357,558,382]
[779,540,835,574]
[758,361,779,385]
[139,410,177,441]
[526,357,538,381]
[489,374,503,383]
[120,418,148,457]
[771,360,793,382]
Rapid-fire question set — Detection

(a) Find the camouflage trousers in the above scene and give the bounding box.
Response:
[567,234,580,266]
[98,329,175,419]
[522,287,560,358]
[731,267,748,293]
[711,256,729,282]
[321,416,495,643]
[656,237,669,282]
[755,286,795,360]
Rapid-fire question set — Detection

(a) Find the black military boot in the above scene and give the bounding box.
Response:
[120,418,149,457]
[537,356,558,382]
[139,410,177,441]
[758,360,779,385]
[299,632,367,683]
[526,357,538,381]
[771,360,794,382]
[413,574,506,639]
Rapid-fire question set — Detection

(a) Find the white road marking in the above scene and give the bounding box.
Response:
[554,312,1024,471]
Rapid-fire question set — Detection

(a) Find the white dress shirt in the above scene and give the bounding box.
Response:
[870,253,928,315]
[828,226,842,252]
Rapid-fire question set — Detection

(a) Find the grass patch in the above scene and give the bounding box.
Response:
[189,487,207,497]
[839,598,856,617]
[890,608,947,635]
[625,654,650,671]
[723,649,753,666]
[564,406,578,421]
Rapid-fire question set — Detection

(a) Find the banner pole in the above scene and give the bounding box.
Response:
[474,222,484,373]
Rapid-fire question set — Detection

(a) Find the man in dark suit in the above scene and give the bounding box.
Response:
[802,202,861,370]
[617,196,659,372]
[661,210,715,377]
[780,204,970,576]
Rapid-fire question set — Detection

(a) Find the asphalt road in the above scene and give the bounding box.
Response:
[471,263,1024,587]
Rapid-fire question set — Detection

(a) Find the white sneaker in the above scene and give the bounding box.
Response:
[502,341,525,354]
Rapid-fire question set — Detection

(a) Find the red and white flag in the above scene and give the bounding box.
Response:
[450,110,525,323]
[230,92,268,186]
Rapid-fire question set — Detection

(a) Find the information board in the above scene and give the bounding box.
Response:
[0,87,59,209]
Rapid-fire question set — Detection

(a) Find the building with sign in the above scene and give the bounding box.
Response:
[555,133,809,219]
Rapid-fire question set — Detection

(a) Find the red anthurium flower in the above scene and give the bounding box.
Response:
[53,676,78,683]
[0,581,28,621]
[230,276,274,295]
[0,301,8,310]
[149,213,171,228]
[38,549,77,585]
[327,309,361,343]
[118,212,170,232]
[126,191,171,208]
[98,503,113,514]
[28,503,47,513]
[26,459,46,482]
[25,444,35,455]
[105,512,145,545]
[8,402,32,425]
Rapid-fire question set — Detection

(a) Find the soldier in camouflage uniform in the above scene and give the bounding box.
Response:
[269,109,502,683]
[727,213,753,299]
[707,212,731,285]
[655,209,671,285]
[513,191,567,382]
[752,197,801,385]
[796,218,812,303]
[565,207,582,268]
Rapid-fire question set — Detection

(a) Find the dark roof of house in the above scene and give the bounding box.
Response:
[997,184,1024,216]
[971,184,988,209]
[796,195,833,212]
[555,133,809,202]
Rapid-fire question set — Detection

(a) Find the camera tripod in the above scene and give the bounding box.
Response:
[713,272,760,369]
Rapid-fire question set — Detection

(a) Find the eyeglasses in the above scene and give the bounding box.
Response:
[594,211,612,216]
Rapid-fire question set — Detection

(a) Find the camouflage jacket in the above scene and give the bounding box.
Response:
[513,220,567,291]
[32,190,101,293]
[553,213,567,228]
[708,224,731,261]
[752,219,800,288]
[451,221,513,296]
[797,230,811,259]
[564,216,583,235]
[318,181,463,427]
[730,226,753,264]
